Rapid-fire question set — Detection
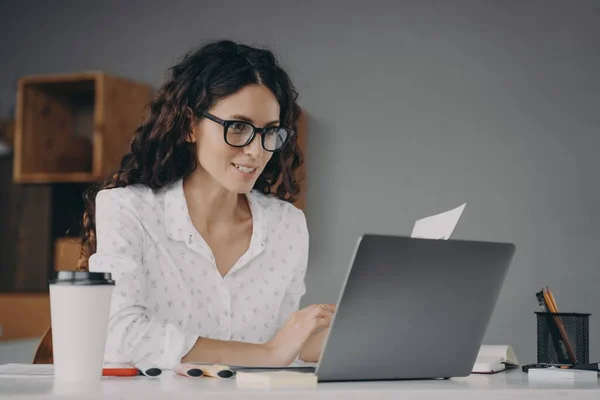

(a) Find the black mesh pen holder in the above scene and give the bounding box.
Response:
[536,312,590,365]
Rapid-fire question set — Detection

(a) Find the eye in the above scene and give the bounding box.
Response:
[229,122,246,132]
[229,122,249,133]
[264,127,279,137]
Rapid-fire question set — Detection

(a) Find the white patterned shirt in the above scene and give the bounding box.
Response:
[88,179,308,369]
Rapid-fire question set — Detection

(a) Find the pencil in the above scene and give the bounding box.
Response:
[544,287,577,363]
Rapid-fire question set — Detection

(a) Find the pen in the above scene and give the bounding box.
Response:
[201,364,234,379]
[561,362,600,372]
[132,362,162,377]
[180,363,234,379]
[173,363,204,378]
[535,291,547,312]
[102,363,139,377]
[522,363,600,372]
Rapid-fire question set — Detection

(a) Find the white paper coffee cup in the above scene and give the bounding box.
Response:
[49,271,115,383]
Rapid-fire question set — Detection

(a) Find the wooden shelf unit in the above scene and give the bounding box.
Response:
[13,71,154,183]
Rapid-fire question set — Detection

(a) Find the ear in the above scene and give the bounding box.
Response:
[186,126,197,143]
[184,106,197,143]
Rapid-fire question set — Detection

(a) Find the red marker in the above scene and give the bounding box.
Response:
[102,363,139,377]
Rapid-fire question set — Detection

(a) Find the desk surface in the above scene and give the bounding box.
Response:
[0,369,598,399]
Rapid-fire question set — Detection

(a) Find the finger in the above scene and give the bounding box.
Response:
[313,310,335,327]
[304,304,335,312]
[309,305,332,319]
[299,304,321,315]
[317,304,335,316]
[314,315,332,332]
[322,304,336,313]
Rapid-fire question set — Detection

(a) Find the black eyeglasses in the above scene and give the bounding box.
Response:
[200,111,294,152]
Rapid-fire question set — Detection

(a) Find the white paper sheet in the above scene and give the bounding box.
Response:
[0,363,54,377]
[411,203,466,240]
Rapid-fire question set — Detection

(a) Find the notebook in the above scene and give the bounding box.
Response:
[472,345,519,374]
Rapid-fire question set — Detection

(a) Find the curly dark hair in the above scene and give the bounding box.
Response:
[78,40,303,270]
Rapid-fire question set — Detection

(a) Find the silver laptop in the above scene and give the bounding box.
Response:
[237,235,515,382]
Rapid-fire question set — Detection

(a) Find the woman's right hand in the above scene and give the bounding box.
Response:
[263,304,336,366]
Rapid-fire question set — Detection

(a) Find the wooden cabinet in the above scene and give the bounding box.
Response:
[13,71,154,184]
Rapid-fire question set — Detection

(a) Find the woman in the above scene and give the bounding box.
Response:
[80,40,335,370]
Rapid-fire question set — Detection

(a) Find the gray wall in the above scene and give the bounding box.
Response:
[1,0,599,364]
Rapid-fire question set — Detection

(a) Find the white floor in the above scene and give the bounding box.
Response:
[0,339,38,364]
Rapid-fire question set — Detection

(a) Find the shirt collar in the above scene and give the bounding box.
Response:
[164,179,189,242]
[163,179,267,264]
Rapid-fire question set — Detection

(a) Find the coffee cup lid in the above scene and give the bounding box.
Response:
[49,271,115,286]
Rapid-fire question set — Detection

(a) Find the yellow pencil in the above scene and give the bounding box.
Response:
[544,287,577,363]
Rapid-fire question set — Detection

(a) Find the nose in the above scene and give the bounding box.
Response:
[244,133,264,158]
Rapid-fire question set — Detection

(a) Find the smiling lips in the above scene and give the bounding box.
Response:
[232,163,258,174]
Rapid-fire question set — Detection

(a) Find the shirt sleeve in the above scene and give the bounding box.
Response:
[275,207,309,330]
[88,189,197,370]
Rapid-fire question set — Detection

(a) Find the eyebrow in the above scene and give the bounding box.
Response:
[230,114,279,126]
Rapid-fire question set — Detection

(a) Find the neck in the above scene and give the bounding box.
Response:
[182,168,244,230]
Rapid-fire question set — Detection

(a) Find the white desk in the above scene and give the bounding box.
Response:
[0,369,598,399]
